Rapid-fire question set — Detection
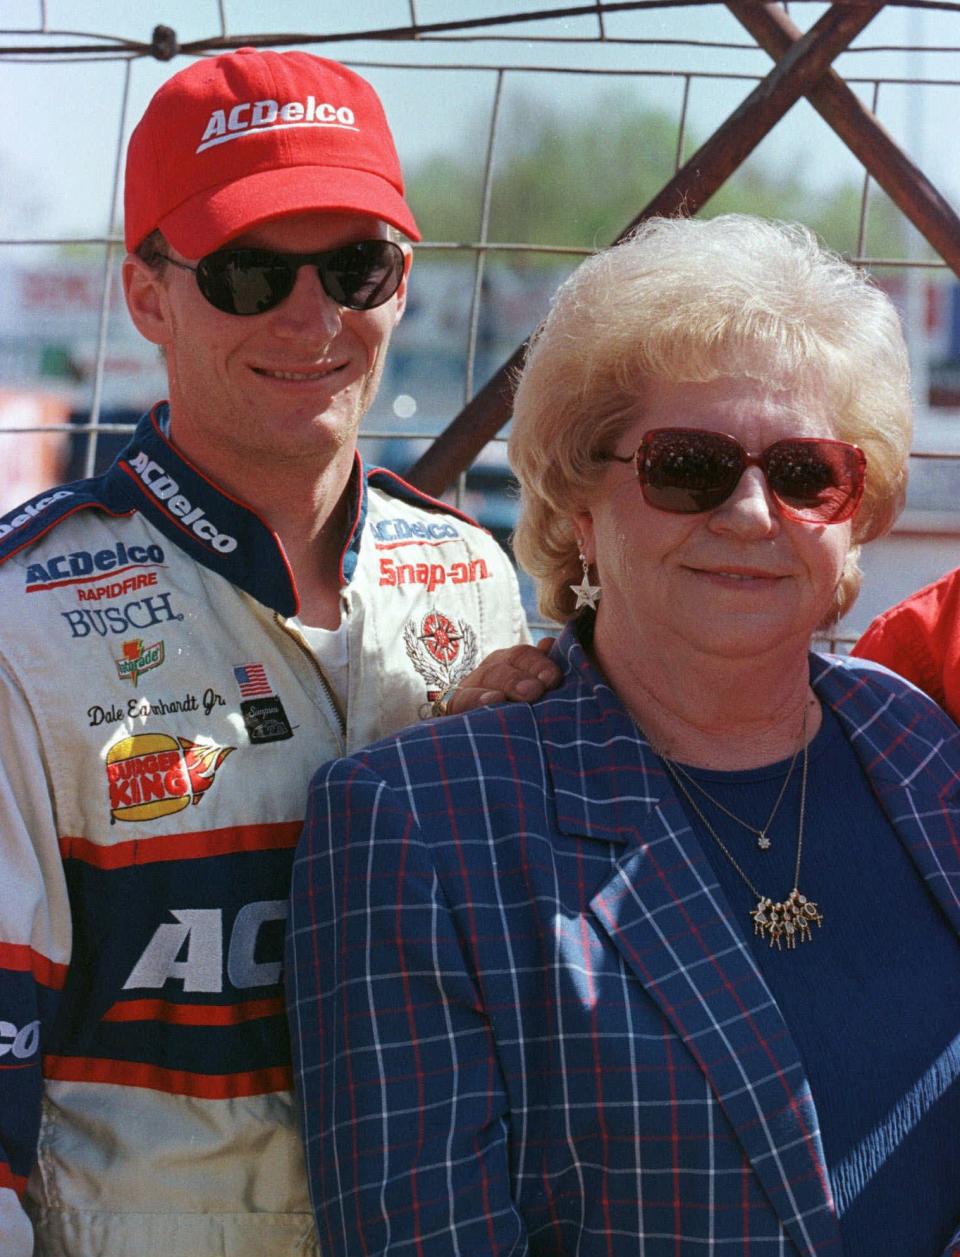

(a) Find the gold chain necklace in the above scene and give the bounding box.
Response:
[665,739,801,851]
[659,708,824,950]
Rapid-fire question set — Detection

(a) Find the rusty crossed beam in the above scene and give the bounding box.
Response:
[407,0,960,498]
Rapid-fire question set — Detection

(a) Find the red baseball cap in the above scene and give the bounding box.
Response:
[124,47,420,257]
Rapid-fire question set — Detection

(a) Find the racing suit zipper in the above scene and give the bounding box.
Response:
[274,612,346,754]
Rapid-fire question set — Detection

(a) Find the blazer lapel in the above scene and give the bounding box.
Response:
[540,630,840,1256]
[812,654,960,940]
[589,792,839,1257]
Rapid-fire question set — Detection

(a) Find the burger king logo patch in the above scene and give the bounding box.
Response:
[106,732,234,824]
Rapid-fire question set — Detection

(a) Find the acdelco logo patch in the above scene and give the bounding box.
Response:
[197,96,357,153]
[124,901,287,993]
[0,1019,40,1060]
[0,489,73,539]
[125,453,237,554]
[371,518,460,547]
[106,732,233,824]
[26,541,165,592]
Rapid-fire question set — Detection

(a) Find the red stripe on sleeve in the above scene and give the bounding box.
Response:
[43,1054,292,1099]
[0,941,68,989]
[0,1162,28,1197]
[101,996,284,1026]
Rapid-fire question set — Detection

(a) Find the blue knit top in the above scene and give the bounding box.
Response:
[674,702,960,1256]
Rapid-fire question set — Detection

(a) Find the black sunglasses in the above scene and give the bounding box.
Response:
[602,427,867,524]
[154,239,405,316]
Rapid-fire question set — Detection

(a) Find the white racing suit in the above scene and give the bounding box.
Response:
[0,404,529,1256]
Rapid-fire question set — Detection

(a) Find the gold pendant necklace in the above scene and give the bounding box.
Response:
[659,706,824,950]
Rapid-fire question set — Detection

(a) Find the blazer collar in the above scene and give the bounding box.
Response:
[809,651,960,937]
[539,625,960,1255]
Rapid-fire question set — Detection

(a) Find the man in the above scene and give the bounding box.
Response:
[0,48,555,1257]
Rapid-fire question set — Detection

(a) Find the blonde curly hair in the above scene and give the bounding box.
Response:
[508,214,912,626]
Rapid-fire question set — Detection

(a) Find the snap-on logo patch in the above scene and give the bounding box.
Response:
[379,556,489,593]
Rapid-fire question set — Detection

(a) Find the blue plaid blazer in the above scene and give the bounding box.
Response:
[288,625,960,1256]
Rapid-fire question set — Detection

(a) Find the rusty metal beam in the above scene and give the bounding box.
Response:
[406,2,884,496]
[728,0,960,279]
[621,0,883,224]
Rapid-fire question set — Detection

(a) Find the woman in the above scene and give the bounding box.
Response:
[287,216,960,1255]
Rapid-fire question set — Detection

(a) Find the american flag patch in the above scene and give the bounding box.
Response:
[234,663,272,698]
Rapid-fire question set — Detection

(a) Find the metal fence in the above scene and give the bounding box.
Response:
[5,1,960,644]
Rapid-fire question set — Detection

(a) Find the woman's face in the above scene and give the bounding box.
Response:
[574,376,854,664]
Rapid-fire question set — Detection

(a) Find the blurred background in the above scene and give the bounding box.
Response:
[4,0,960,638]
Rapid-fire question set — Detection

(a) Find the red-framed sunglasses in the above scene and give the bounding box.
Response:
[602,427,867,525]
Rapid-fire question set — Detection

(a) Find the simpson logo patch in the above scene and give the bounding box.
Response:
[106,733,233,823]
[233,663,293,744]
[404,610,479,718]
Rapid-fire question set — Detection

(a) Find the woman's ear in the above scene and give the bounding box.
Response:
[571,509,596,564]
[122,254,173,347]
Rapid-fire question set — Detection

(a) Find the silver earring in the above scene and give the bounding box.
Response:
[570,551,601,610]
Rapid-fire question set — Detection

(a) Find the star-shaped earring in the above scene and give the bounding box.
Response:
[570,551,601,610]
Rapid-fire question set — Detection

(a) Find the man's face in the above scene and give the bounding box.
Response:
[124,211,410,491]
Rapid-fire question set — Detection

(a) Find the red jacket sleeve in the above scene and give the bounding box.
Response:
[852,569,960,721]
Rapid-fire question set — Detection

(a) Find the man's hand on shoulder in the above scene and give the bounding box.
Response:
[441,638,560,716]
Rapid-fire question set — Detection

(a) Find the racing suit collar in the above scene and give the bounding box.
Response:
[110,404,370,617]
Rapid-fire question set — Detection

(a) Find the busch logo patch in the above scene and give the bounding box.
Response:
[61,591,183,638]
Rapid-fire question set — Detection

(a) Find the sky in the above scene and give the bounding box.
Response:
[2,0,959,245]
